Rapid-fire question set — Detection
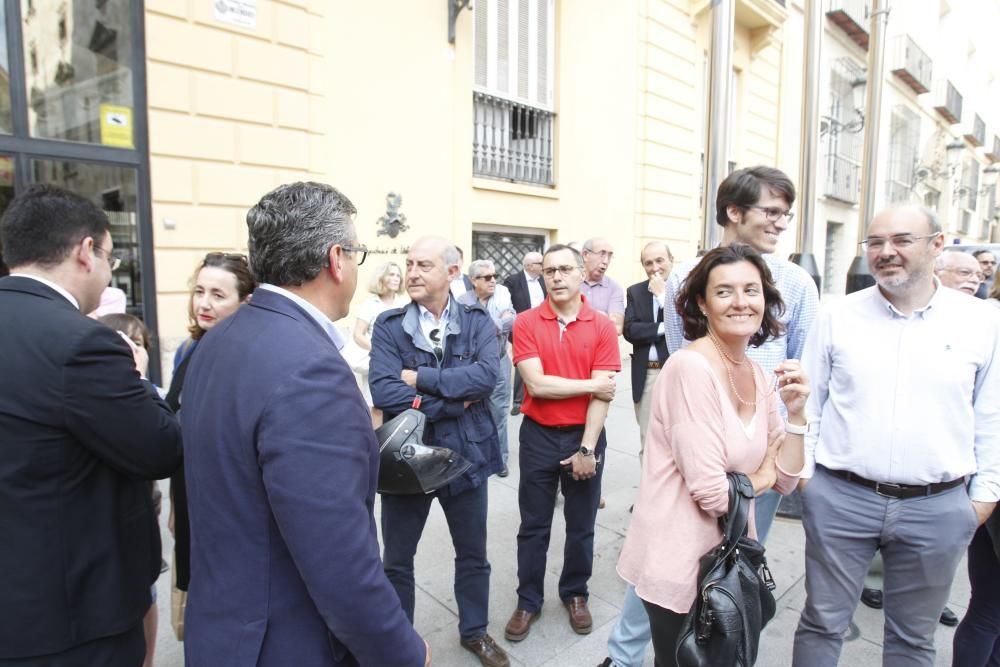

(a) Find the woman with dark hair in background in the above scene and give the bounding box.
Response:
[616,243,810,666]
[166,252,256,640]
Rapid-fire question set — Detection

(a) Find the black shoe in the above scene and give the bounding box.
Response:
[940,606,959,627]
[860,587,883,610]
[510,405,521,416]
[597,659,613,667]
[498,466,509,477]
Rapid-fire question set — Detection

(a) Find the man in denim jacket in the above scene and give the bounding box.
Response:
[369,236,508,667]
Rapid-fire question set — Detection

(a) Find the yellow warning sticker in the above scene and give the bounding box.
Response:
[99,104,133,148]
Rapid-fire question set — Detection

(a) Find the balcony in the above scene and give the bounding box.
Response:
[473,92,555,187]
[885,179,911,205]
[987,136,1000,163]
[824,154,860,203]
[962,113,986,147]
[932,80,963,125]
[826,0,869,50]
[890,35,932,94]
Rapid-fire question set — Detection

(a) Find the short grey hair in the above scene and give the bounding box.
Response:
[468,259,495,279]
[442,244,461,269]
[921,206,942,234]
[246,182,356,286]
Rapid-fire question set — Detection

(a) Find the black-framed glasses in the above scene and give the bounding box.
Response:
[342,244,369,266]
[475,274,497,281]
[859,233,940,252]
[746,205,794,222]
[93,245,122,271]
[429,328,443,363]
[542,265,578,278]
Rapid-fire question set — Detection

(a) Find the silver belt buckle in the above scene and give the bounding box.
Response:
[874,481,903,498]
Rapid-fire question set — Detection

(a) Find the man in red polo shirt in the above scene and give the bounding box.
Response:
[503,244,620,642]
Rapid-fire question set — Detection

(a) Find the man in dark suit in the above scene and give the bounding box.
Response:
[622,241,673,456]
[0,185,182,665]
[502,251,545,415]
[181,183,428,667]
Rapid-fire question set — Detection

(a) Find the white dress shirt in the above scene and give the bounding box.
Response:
[10,273,80,310]
[801,283,1000,502]
[257,284,345,349]
[648,290,668,361]
[525,271,545,308]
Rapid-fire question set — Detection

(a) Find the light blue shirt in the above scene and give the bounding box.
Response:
[664,253,820,414]
[417,302,451,354]
[801,283,1000,502]
[257,284,345,349]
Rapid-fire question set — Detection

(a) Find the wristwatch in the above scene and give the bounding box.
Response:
[785,421,809,435]
[579,445,595,457]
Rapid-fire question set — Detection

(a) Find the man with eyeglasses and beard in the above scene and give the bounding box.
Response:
[370,236,509,667]
[503,244,619,643]
[792,205,1000,667]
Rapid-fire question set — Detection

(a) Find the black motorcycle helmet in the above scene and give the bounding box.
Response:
[375,409,473,495]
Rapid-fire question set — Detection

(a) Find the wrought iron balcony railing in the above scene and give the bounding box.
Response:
[890,34,932,94]
[473,92,555,187]
[824,154,860,204]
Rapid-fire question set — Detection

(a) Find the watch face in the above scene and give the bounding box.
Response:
[579,446,592,456]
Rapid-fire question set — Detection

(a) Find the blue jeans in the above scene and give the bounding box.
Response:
[381,483,491,641]
[488,354,512,466]
[754,489,782,544]
[516,417,605,611]
[607,584,651,667]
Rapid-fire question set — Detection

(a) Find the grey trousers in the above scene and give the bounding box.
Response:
[792,466,977,667]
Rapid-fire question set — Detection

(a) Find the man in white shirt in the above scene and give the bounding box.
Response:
[460,258,517,476]
[793,204,1000,667]
[935,250,985,296]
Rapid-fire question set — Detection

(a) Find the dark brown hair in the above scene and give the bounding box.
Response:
[187,252,257,340]
[98,313,152,351]
[715,166,796,228]
[676,243,785,348]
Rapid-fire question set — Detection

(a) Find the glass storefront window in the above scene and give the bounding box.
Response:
[22,0,134,147]
[0,2,12,133]
[31,158,142,315]
[0,155,15,275]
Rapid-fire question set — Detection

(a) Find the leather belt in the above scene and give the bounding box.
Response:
[825,467,965,499]
[646,361,662,369]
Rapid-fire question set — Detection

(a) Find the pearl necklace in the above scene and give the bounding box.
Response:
[708,332,756,407]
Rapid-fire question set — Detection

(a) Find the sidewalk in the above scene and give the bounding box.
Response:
[152,373,966,666]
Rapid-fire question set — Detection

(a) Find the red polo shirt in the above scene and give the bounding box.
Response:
[512,295,621,427]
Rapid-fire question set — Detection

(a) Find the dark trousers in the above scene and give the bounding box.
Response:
[642,600,687,667]
[381,482,490,641]
[0,623,145,666]
[954,525,1000,667]
[511,367,525,408]
[515,417,605,612]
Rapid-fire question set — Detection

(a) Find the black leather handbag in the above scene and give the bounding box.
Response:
[675,472,777,667]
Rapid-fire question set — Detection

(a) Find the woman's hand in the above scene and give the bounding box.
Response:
[775,360,809,421]
[749,429,783,494]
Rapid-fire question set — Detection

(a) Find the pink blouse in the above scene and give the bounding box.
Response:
[616,349,800,613]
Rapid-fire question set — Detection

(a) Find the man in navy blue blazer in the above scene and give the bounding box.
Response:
[181,182,428,667]
[370,236,508,667]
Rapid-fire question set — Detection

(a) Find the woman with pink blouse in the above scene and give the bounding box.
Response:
[617,243,810,666]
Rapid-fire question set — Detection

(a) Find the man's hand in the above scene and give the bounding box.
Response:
[647,272,666,297]
[117,331,149,379]
[589,373,616,402]
[560,451,598,481]
[972,500,996,526]
[401,369,418,387]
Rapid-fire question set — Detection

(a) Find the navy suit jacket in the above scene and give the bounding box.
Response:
[180,288,424,667]
[623,279,669,404]
[0,276,181,660]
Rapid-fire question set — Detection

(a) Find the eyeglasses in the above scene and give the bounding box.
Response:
[93,246,122,271]
[746,205,795,222]
[860,233,940,252]
[941,267,986,282]
[584,249,614,261]
[542,265,578,278]
[341,244,369,266]
[204,251,249,264]
[429,328,443,363]
[475,274,497,281]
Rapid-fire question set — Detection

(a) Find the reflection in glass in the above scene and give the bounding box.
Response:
[0,155,15,275]
[32,159,143,315]
[0,2,12,133]
[22,0,133,146]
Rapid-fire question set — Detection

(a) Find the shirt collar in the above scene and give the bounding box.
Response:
[540,294,595,320]
[872,276,941,319]
[418,301,451,325]
[10,273,80,310]
[257,284,345,349]
[583,275,609,288]
[524,270,541,283]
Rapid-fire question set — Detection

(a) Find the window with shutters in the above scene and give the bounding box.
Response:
[885,106,920,205]
[472,0,555,187]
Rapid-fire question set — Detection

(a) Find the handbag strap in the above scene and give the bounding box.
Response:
[719,472,755,552]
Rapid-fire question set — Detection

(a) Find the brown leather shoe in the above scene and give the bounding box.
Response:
[564,595,593,634]
[504,607,540,642]
[460,633,510,667]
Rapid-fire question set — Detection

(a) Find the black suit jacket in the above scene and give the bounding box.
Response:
[623,279,670,404]
[503,271,546,314]
[0,276,182,660]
